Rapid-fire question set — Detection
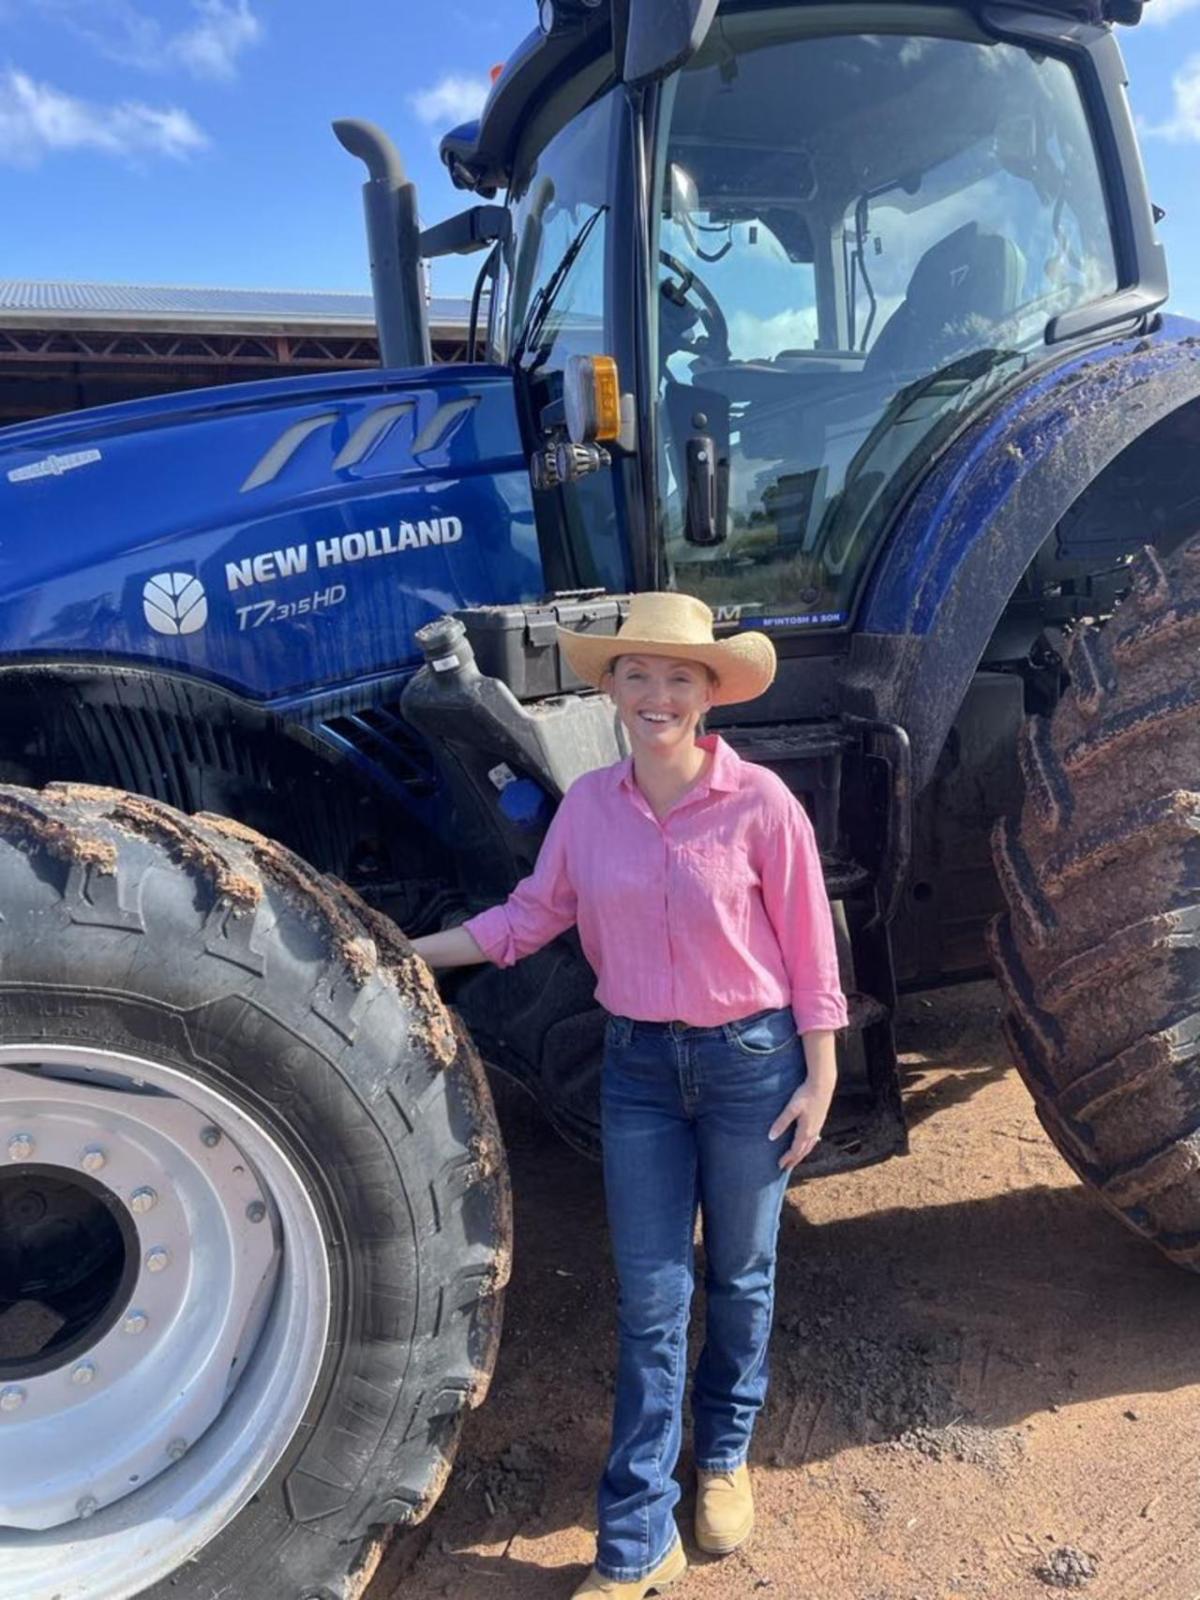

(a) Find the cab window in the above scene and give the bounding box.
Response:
[507,87,626,593]
[653,14,1119,623]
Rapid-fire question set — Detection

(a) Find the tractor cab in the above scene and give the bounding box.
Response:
[372,0,1169,1145]
[432,0,1161,634]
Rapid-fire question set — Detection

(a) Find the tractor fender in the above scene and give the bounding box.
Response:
[841,316,1200,789]
[0,658,451,892]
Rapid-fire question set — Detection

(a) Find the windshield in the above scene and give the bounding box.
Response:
[507,90,617,372]
[653,12,1118,625]
[504,86,627,593]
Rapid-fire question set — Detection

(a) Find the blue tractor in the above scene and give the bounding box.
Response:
[1,0,1196,1594]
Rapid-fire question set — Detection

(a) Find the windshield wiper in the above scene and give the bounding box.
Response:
[513,204,607,367]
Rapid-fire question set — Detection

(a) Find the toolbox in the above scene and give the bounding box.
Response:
[456,591,630,701]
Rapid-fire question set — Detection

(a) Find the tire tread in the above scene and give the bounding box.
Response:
[992,535,1200,1269]
[0,782,511,1595]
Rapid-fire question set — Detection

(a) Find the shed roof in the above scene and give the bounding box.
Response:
[0,280,471,335]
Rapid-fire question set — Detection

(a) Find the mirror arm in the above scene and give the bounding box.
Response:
[420,206,511,259]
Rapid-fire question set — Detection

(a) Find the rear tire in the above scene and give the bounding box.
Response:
[989,534,1200,1268]
[0,785,510,1600]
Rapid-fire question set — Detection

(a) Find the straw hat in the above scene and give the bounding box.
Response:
[557,592,776,707]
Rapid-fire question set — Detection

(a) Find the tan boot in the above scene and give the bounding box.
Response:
[694,1463,754,1555]
[571,1537,687,1597]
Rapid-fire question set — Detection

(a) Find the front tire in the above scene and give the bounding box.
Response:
[0,785,510,1600]
[989,535,1200,1268]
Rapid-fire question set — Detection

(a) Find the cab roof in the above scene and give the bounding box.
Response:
[439,0,1143,194]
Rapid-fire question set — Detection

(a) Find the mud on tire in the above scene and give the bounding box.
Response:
[990,533,1200,1269]
[0,785,510,1600]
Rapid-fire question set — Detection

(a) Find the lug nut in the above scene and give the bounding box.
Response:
[130,1186,158,1214]
[145,1247,170,1274]
[7,1132,34,1161]
[76,1495,98,1520]
[70,1361,97,1386]
[246,1199,267,1223]
[80,1146,107,1173]
[199,1125,221,1148]
[0,1385,26,1412]
[166,1438,189,1462]
[122,1310,149,1336]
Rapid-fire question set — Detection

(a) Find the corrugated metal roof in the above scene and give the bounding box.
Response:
[0,280,471,329]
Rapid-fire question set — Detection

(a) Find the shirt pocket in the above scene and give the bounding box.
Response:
[676,840,757,934]
[678,838,757,889]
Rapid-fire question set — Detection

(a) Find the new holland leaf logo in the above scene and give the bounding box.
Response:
[143,572,208,636]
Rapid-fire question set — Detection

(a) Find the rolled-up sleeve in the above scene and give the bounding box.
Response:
[760,794,849,1033]
[461,800,578,967]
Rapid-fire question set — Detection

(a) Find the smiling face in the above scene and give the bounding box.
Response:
[604,653,716,757]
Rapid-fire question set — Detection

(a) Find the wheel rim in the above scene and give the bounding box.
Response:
[0,1045,331,1600]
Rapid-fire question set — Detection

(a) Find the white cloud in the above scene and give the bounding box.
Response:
[728,306,819,360]
[409,73,491,128]
[172,0,262,81]
[34,0,263,82]
[1143,53,1200,141]
[0,67,209,164]
[1142,0,1200,24]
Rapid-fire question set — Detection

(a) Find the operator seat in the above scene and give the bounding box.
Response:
[865,221,1024,376]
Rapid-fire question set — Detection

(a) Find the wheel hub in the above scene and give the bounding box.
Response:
[0,1163,138,1377]
[0,1043,330,1600]
[0,1064,279,1530]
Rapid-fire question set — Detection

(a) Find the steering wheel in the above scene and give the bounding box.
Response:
[659,249,730,367]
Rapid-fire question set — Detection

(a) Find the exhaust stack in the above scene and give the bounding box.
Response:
[333,118,432,370]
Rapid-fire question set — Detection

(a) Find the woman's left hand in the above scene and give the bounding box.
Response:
[769,1079,835,1172]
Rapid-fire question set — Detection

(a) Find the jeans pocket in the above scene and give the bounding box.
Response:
[725,1007,798,1058]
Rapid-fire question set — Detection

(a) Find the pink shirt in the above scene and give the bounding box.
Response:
[463,734,848,1034]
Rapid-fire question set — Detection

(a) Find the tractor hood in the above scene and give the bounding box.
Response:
[0,365,541,700]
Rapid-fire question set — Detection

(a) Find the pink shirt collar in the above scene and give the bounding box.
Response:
[614,733,743,803]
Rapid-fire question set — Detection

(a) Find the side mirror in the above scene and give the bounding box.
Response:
[622,0,718,85]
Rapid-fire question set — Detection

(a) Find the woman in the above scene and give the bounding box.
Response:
[409,592,847,1598]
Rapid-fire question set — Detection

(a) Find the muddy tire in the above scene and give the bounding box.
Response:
[989,534,1200,1268]
[0,785,510,1600]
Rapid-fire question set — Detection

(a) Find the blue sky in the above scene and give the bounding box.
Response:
[1,0,1198,314]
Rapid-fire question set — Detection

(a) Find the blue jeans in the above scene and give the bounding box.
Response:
[595,1006,805,1581]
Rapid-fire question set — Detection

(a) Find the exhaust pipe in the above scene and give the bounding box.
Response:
[333,118,432,370]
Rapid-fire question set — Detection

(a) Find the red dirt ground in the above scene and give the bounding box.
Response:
[371,981,1200,1600]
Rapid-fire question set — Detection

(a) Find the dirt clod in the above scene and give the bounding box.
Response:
[0,789,118,872]
[471,1440,548,1523]
[892,1421,1025,1472]
[108,792,263,908]
[1034,1546,1098,1589]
